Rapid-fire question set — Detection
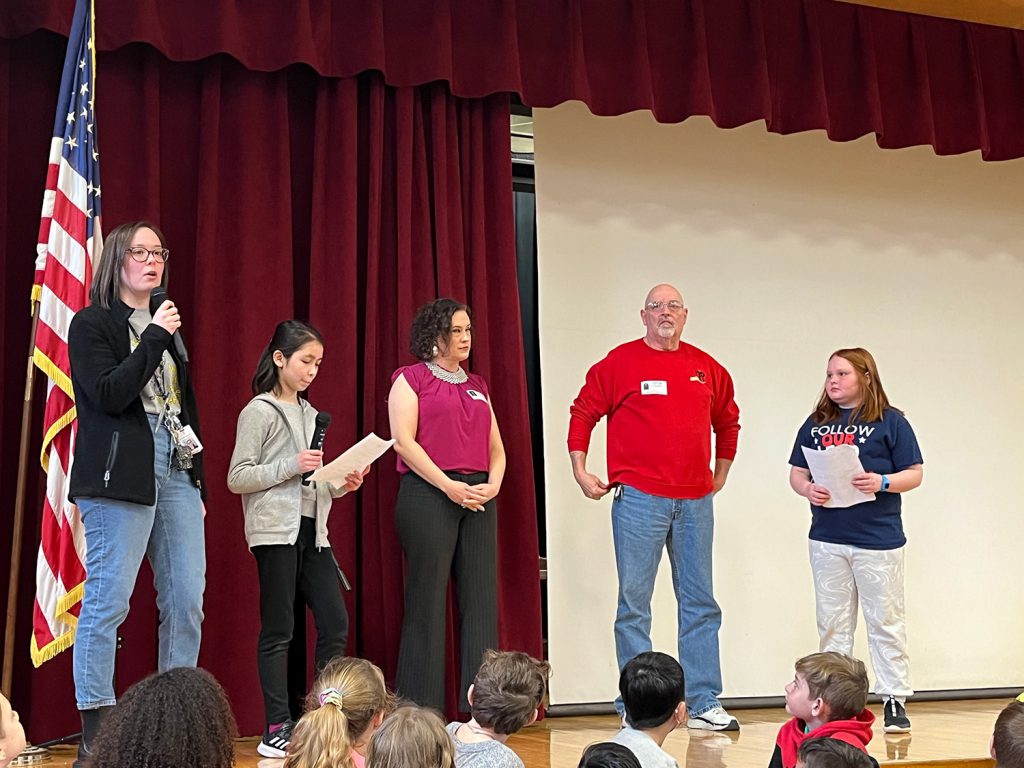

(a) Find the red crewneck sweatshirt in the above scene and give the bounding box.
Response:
[568,339,740,499]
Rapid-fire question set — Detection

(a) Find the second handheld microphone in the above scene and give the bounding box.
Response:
[149,287,190,363]
[301,411,332,485]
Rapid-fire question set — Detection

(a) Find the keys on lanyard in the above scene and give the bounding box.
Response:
[130,323,198,470]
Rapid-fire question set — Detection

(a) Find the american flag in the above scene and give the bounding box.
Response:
[30,0,102,666]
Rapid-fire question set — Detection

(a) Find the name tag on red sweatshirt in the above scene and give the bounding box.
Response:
[640,380,668,395]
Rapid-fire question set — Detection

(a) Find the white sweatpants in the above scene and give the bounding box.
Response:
[808,539,913,698]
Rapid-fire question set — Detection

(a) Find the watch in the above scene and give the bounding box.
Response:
[880,475,890,492]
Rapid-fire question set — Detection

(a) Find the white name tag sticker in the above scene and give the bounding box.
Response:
[466,389,488,402]
[640,380,668,395]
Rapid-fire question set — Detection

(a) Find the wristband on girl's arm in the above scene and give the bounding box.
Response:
[880,474,890,492]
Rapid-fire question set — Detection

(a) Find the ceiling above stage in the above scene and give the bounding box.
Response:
[837,0,1024,30]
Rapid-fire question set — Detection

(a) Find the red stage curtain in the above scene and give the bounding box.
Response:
[0,30,540,738]
[3,0,1024,159]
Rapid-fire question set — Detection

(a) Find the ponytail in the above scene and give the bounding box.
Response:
[284,704,355,768]
[284,658,396,768]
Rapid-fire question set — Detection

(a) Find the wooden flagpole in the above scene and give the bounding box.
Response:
[3,297,41,699]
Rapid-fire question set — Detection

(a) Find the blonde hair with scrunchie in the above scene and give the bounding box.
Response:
[319,688,344,710]
[283,658,396,768]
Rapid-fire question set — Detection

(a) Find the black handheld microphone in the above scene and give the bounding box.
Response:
[301,411,332,485]
[149,287,189,363]
[329,550,352,592]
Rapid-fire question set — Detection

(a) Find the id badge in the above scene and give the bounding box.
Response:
[641,380,668,395]
[174,424,204,454]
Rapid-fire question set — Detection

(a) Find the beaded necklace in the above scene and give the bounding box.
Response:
[426,360,468,384]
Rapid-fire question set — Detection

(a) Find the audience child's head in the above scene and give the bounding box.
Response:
[796,738,875,768]
[579,742,642,768]
[285,657,397,768]
[0,694,27,768]
[90,667,237,768]
[619,652,686,731]
[785,652,868,725]
[469,649,550,735]
[366,705,454,768]
[992,696,1024,768]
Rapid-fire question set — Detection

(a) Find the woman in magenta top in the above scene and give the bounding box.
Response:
[387,298,506,712]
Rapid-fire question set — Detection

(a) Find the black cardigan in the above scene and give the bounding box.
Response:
[68,299,206,504]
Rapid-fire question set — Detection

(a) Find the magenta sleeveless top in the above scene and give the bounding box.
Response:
[392,363,492,474]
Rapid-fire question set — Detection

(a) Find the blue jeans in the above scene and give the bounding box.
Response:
[612,485,723,716]
[73,414,206,709]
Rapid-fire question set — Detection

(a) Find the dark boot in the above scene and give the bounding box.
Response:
[73,706,112,768]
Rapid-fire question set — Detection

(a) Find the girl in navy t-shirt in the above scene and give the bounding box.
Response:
[789,348,923,734]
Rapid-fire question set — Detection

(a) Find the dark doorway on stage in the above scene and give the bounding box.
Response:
[510,103,548,652]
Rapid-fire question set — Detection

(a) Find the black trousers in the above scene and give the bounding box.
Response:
[252,517,349,725]
[394,471,498,712]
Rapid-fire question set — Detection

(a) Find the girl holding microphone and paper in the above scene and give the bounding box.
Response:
[788,347,923,734]
[228,320,367,758]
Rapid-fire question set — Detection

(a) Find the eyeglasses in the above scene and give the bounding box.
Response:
[645,300,685,312]
[125,246,170,263]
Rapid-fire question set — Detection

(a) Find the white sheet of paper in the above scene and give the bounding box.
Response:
[309,432,395,486]
[801,444,876,508]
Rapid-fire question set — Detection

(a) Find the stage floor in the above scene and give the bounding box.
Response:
[504,699,1002,768]
[36,698,1004,768]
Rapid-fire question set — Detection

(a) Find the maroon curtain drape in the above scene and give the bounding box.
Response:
[0,30,541,738]
[4,0,1024,159]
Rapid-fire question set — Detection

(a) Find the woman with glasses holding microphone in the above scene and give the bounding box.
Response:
[387,298,506,712]
[67,221,207,764]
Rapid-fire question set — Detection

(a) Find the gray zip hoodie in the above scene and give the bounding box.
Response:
[227,393,346,549]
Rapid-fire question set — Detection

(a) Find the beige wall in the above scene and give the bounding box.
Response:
[536,102,1024,705]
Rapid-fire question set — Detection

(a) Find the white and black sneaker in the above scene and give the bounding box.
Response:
[883,696,911,733]
[258,720,295,758]
[687,706,740,731]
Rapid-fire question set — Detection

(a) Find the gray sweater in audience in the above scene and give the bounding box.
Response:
[446,722,525,768]
[611,726,679,768]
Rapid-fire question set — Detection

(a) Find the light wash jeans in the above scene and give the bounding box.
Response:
[808,539,913,698]
[73,414,205,709]
[612,485,723,716]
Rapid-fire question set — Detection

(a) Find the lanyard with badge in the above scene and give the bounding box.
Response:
[129,325,203,470]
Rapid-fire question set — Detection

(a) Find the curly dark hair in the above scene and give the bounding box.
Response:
[89,667,237,768]
[408,298,470,361]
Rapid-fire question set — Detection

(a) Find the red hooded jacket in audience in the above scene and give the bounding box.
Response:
[770,708,875,768]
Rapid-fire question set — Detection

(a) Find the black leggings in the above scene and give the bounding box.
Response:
[252,517,349,725]
[394,471,498,712]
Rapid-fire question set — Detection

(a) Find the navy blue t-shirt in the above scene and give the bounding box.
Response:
[789,408,923,550]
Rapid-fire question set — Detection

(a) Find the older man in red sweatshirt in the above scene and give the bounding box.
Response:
[568,283,741,732]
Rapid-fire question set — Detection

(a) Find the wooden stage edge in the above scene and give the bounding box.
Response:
[35,698,1005,768]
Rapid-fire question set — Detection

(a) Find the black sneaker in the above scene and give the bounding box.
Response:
[883,696,911,733]
[258,720,295,758]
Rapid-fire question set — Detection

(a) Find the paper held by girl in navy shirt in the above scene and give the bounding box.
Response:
[800,444,875,508]
[308,432,395,485]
